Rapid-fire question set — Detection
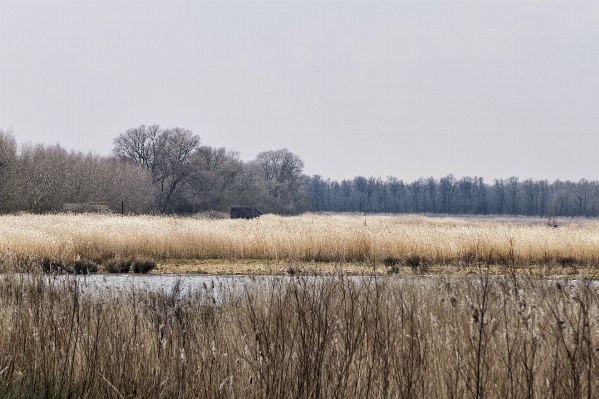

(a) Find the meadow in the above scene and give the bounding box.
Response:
[0,213,598,274]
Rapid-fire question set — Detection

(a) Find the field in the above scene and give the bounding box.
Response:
[1,213,599,275]
[1,213,599,398]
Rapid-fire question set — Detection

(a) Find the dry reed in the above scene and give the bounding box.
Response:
[0,272,597,398]
[1,213,598,272]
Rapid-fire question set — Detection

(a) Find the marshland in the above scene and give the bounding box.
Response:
[1,213,598,275]
[1,269,598,398]
[5,0,599,396]
[1,213,599,398]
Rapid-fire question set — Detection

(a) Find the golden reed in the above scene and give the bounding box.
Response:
[0,213,598,268]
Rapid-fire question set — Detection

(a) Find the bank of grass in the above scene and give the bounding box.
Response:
[153,258,380,275]
[0,271,598,398]
[1,213,599,274]
[152,258,599,280]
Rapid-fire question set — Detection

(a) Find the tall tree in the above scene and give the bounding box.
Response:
[439,174,457,213]
[426,177,438,213]
[113,125,201,212]
[0,130,17,212]
[255,149,307,214]
[387,177,405,213]
[506,177,520,215]
[191,146,244,211]
[458,177,474,214]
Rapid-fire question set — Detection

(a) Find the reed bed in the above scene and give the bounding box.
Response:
[1,213,599,271]
[0,272,597,398]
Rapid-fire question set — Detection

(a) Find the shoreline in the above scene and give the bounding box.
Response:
[149,258,599,280]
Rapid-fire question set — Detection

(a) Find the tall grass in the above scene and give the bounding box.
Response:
[1,213,599,271]
[0,272,597,398]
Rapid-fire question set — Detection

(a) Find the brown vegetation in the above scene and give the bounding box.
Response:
[1,214,599,274]
[0,271,597,398]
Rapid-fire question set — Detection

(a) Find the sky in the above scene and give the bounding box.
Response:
[1,1,599,183]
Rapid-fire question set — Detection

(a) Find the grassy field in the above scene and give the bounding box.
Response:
[0,213,599,275]
[0,272,597,398]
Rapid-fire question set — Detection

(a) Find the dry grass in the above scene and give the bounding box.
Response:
[2,213,597,397]
[1,213,599,273]
[152,259,374,276]
[0,271,598,398]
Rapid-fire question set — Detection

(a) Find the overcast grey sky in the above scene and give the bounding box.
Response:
[1,1,598,182]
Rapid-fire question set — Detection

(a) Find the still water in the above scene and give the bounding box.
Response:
[65,273,258,299]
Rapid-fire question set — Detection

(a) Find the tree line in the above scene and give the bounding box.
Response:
[306,174,599,218]
[0,127,309,215]
[1,126,598,217]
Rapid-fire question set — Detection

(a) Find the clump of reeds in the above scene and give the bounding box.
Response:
[0,270,598,398]
[1,213,599,272]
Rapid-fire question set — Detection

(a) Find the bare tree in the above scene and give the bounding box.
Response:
[387,176,405,213]
[153,127,200,211]
[506,177,519,215]
[353,176,368,212]
[365,177,380,213]
[0,129,17,212]
[426,177,438,213]
[439,174,457,213]
[16,143,72,213]
[573,178,590,216]
[112,125,161,173]
[458,177,474,214]
[191,146,244,211]
[474,177,488,214]
[91,157,156,214]
[113,125,201,212]
[407,178,425,213]
[232,161,273,210]
[255,149,307,214]
[553,180,573,216]
[538,179,550,217]
[307,175,327,212]
[493,179,508,214]
[522,178,540,216]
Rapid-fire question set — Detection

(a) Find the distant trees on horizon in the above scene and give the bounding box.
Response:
[1,126,598,218]
[305,174,599,218]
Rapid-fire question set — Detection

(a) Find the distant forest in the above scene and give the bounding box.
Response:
[1,126,597,218]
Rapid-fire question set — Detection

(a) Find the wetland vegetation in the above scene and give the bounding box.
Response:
[1,213,599,276]
[1,212,599,398]
[0,270,598,398]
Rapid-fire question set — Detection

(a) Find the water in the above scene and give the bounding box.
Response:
[6,273,590,301]
[77,273,252,293]
[0,273,260,301]
[59,274,262,301]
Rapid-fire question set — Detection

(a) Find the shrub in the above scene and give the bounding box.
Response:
[67,260,98,274]
[405,255,429,274]
[384,257,402,274]
[104,259,132,273]
[387,265,401,274]
[132,259,156,274]
[40,258,65,273]
[558,256,577,267]
[383,256,402,267]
